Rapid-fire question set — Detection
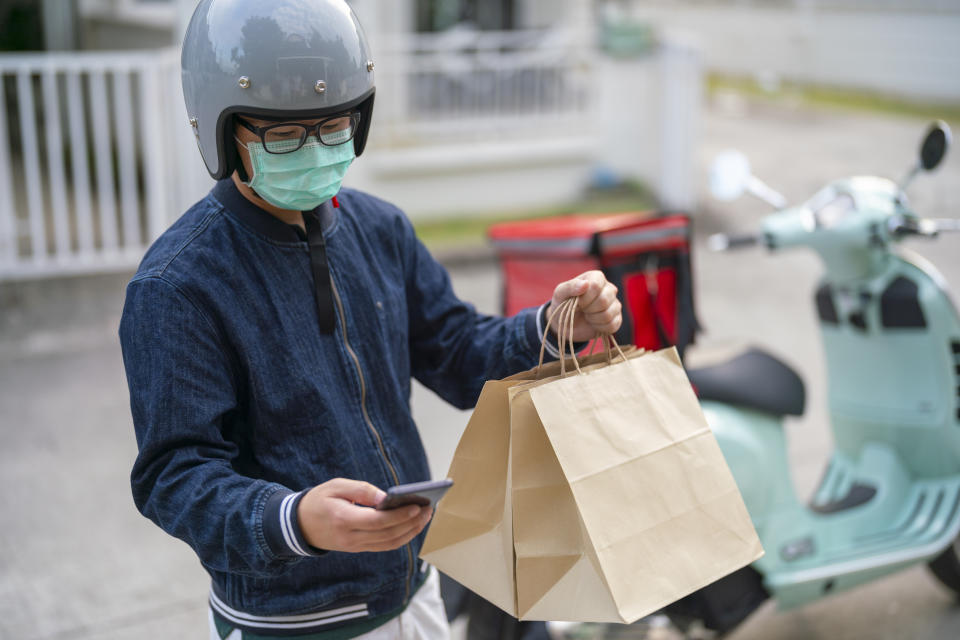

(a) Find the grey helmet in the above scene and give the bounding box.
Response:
[181,0,376,180]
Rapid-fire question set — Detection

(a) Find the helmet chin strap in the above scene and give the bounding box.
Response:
[237,162,251,184]
[229,149,267,205]
[232,137,252,184]
[233,159,265,203]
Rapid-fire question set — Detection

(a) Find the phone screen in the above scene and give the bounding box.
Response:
[376,479,453,511]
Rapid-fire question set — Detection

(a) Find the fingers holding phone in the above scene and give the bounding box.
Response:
[346,502,434,552]
[297,478,434,553]
[376,479,453,511]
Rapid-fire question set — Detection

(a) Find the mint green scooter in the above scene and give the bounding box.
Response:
[670,122,960,633]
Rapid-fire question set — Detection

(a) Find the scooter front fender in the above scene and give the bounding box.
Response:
[701,400,799,535]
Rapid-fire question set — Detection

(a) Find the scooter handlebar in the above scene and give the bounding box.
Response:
[707,232,762,252]
[931,218,960,233]
[890,217,960,238]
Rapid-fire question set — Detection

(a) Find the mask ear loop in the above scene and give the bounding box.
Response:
[232,136,276,204]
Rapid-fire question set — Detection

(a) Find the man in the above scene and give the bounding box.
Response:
[119,1,622,638]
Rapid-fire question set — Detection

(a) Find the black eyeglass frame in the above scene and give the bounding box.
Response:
[237,112,361,154]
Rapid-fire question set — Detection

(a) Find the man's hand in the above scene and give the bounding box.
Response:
[297,478,433,553]
[548,270,623,343]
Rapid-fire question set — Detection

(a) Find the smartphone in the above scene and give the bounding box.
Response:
[376,479,453,511]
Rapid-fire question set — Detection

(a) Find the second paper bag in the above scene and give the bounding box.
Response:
[512,346,763,622]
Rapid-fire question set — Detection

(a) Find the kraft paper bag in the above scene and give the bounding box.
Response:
[422,299,762,622]
[419,346,640,616]
[515,345,763,622]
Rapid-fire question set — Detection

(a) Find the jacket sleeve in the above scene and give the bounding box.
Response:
[398,216,555,410]
[119,275,322,578]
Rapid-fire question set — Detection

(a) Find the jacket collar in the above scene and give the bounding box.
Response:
[212,178,336,243]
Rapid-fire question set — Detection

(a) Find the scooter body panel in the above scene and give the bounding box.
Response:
[700,400,797,534]
[692,129,960,627]
[766,454,960,609]
[820,252,960,477]
[704,398,960,610]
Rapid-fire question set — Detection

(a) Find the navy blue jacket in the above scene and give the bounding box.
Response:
[119,180,552,635]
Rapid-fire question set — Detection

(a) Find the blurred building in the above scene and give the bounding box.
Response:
[628,0,960,103]
[0,0,700,280]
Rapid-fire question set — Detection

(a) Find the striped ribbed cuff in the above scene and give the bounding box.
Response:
[263,490,327,559]
[535,302,591,360]
[209,589,370,634]
[536,302,562,359]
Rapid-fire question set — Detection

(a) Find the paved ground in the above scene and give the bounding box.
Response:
[2,95,959,638]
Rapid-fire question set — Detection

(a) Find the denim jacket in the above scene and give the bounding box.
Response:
[119,180,554,635]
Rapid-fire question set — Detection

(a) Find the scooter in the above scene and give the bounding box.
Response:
[665,121,960,634]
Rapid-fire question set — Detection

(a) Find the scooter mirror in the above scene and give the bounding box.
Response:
[710,150,752,202]
[920,121,951,171]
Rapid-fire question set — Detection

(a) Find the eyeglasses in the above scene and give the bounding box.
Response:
[237,113,360,154]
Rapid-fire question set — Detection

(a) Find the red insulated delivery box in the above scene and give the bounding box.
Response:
[488,211,699,358]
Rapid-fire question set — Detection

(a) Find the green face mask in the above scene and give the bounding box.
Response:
[240,135,355,211]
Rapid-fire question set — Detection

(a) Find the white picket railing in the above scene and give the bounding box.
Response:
[369,28,700,215]
[0,32,602,280]
[0,48,206,280]
[0,30,699,279]
[374,28,595,145]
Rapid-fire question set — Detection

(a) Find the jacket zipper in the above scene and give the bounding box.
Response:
[330,277,415,603]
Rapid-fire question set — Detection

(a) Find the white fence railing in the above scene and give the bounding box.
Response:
[0,29,700,279]
[363,28,700,217]
[374,29,595,145]
[0,31,604,280]
[0,48,205,280]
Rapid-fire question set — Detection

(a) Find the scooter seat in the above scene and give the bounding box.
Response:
[686,347,806,417]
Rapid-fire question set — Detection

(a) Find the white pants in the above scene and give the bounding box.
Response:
[209,568,451,640]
